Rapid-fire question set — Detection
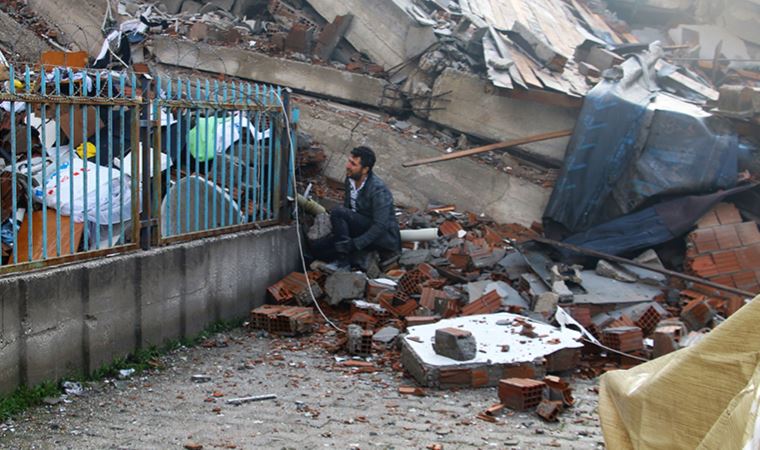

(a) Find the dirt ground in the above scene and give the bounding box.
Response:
[0,327,605,449]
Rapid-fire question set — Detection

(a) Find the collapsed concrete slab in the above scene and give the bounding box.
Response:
[151,37,400,110]
[427,69,579,166]
[0,9,53,61]
[295,97,551,226]
[28,0,107,56]
[304,0,437,69]
[400,313,583,388]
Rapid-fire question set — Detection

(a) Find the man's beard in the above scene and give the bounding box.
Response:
[348,171,363,180]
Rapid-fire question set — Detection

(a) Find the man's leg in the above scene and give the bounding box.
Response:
[330,207,372,242]
[330,207,372,267]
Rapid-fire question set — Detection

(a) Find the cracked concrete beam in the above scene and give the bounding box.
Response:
[152,37,401,110]
[428,69,578,166]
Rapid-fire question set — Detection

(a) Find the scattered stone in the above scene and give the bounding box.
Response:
[307,212,332,241]
[399,248,432,267]
[324,272,367,305]
[550,280,573,302]
[372,326,400,345]
[191,374,212,383]
[533,292,560,315]
[596,260,637,283]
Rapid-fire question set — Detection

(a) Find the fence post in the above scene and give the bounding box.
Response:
[139,77,153,250]
[277,89,291,224]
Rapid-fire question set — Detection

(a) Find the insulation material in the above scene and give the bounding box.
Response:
[599,295,760,449]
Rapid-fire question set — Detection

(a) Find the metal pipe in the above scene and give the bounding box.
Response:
[401,228,438,242]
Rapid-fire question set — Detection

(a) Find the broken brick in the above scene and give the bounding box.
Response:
[499,378,546,411]
[461,290,501,316]
[601,326,643,353]
[536,399,563,422]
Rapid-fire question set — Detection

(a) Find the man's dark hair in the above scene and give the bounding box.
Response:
[351,146,376,172]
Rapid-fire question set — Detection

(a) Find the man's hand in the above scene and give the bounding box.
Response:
[334,239,356,255]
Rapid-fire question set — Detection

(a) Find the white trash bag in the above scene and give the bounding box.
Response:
[33,157,132,224]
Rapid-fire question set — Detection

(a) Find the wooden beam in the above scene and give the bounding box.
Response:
[402,129,573,168]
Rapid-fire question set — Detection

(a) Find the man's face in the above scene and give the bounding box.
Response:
[345,155,368,180]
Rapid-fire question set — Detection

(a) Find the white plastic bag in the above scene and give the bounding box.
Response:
[33,157,132,224]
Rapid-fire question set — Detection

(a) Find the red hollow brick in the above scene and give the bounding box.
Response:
[499,378,546,411]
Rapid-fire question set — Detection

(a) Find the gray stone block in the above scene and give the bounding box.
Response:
[399,248,431,267]
[596,260,637,283]
[324,272,367,305]
[372,326,400,344]
[433,327,476,361]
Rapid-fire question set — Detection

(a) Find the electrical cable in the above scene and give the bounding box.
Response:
[273,90,345,333]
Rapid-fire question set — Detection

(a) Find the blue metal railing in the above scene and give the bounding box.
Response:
[0,65,290,273]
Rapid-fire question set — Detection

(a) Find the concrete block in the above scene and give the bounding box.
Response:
[324,271,367,305]
[623,250,667,286]
[433,327,476,361]
[347,324,372,355]
[307,213,332,241]
[399,248,431,267]
[372,326,400,344]
[304,0,437,68]
[585,46,624,71]
[550,280,573,302]
[596,260,637,283]
[314,14,353,61]
[533,292,559,315]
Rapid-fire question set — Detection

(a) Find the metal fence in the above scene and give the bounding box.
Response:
[0,65,290,275]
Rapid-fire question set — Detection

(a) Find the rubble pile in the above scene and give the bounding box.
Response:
[251,190,758,423]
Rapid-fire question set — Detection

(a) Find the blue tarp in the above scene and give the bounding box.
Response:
[543,44,739,243]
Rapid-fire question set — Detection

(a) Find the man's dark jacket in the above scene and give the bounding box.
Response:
[344,172,401,252]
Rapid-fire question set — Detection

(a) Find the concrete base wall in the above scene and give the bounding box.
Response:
[0,225,298,394]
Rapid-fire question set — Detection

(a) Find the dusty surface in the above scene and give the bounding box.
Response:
[0,328,604,449]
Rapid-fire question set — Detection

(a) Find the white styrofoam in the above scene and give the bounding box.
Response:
[404,313,582,366]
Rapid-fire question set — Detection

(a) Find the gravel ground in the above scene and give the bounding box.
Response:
[0,328,605,449]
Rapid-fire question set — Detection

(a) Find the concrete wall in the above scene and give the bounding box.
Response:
[0,225,298,394]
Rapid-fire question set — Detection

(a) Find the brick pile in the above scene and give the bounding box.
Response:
[686,202,760,295]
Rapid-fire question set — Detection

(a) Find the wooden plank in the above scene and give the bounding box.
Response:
[16,209,84,263]
[402,129,574,167]
[570,0,623,45]
[509,45,544,88]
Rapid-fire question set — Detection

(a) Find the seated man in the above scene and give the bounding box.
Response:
[330,146,401,268]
